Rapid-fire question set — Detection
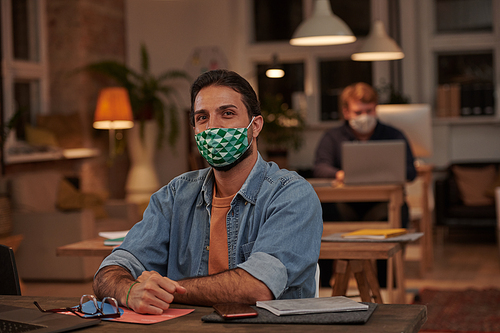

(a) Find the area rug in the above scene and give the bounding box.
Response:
[412,288,500,332]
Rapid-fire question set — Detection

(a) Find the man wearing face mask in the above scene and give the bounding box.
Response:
[314,82,416,287]
[93,69,323,314]
[314,82,416,186]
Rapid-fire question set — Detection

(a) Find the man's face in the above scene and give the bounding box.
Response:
[193,85,254,134]
[193,85,263,171]
[342,99,377,121]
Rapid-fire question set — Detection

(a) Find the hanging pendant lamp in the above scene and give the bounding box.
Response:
[290,0,356,46]
[351,20,404,61]
[266,54,285,78]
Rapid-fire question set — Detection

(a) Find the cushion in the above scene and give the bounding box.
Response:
[25,124,59,147]
[57,179,109,219]
[11,171,62,212]
[484,171,500,198]
[37,113,83,149]
[452,165,496,206]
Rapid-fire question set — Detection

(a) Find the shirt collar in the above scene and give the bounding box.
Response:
[200,152,267,207]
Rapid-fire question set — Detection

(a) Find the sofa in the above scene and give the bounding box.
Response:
[8,170,140,281]
[435,161,500,228]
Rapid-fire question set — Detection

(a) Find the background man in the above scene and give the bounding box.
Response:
[314,82,416,287]
[93,69,323,314]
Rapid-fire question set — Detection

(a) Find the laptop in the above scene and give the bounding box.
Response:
[342,140,406,185]
[0,304,100,332]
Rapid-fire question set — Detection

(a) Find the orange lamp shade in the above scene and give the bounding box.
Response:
[93,87,134,129]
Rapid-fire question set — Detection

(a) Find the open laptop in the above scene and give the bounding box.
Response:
[0,304,100,332]
[342,140,406,185]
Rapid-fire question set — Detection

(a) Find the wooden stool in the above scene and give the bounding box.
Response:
[320,241,406,304]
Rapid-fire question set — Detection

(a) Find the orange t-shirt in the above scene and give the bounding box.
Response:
[208,190,235,275]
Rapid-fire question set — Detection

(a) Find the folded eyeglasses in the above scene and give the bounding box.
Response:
[34,294,121,319]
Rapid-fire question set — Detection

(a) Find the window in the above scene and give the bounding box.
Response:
[256,62,305,108]
[435,0,492,33]
[1,0,47,152]
[253,0,302,42]
[319,59,372,121]
[249,0,393,125]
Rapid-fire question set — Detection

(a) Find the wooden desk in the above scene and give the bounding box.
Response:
[414,164,434,272]
[0,296,426,333]
[57,237,406,304]
[56,237,111,257]
[320,242,405,304]
[308,180,404,235]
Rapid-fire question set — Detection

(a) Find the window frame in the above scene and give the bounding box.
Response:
[1,0,49,157]
[240,0,394,127]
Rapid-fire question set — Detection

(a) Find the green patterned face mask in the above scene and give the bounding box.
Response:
[195,117,255,167]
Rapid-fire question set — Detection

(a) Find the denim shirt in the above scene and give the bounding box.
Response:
[98,153,323,299]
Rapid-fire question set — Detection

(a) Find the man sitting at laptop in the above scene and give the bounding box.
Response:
[314,82,416,223]
[314,82,416,287]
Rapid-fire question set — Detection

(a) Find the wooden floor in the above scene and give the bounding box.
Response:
[21,227,500,303]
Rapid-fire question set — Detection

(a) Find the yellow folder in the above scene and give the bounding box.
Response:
[341,228,407,240]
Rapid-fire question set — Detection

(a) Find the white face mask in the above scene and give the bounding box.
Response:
[349,114,377,134]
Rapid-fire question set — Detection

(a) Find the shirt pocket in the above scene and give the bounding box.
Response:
[240,241,255,261]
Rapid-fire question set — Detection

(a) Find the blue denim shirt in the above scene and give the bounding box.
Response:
[98,153,323,299]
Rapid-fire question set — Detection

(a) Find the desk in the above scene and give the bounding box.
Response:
[0,296,426,333]
[319,242,405,304]
[56,237,111,257]
[57,237,406,304]
[308,180,404,235]
[413,164,434,273]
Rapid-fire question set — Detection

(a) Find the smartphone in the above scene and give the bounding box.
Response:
[213,303,258,319]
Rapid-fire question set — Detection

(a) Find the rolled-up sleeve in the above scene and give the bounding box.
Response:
[238,252,287,298]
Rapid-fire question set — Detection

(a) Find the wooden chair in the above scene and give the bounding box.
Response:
[0,244,21,295]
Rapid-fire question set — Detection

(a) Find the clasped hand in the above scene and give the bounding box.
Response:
[127,271,186,314]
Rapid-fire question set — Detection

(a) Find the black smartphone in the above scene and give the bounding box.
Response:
[213,303,258,319]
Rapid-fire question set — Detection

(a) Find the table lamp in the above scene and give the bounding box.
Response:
[93,87,134,158]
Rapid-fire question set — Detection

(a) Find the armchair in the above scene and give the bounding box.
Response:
[9,170,139,281]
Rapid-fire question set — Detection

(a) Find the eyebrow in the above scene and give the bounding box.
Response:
[194,104,239,115]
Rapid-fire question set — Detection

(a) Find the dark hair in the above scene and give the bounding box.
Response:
[190,69,261,126]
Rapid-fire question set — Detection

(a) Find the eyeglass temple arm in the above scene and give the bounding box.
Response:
[33,301,71,313]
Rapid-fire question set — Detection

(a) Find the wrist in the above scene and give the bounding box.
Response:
[125,281,140,310]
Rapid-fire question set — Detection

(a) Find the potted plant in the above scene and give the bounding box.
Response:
[83,43,190,148]
[259,93,305,168]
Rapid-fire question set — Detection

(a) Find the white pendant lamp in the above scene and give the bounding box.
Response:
[351,20,404,61]
[290,0,356,46]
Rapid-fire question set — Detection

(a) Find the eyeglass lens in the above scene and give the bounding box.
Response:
[79,295,120,317]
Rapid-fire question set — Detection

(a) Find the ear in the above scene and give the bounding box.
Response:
[251,115,264,138]
[342,107,350,121]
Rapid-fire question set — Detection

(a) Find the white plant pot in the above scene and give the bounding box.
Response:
[125,120,160,203]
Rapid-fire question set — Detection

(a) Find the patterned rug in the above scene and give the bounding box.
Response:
[412,288,500,332]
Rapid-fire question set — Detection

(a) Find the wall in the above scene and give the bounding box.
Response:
[125,0,241,185]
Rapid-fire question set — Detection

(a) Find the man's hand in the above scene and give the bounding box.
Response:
[335,170,345,183]
[129,271,187,314]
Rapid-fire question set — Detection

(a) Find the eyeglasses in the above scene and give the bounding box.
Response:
[34,294,121,319]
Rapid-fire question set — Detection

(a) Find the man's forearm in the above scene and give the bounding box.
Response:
[93,265,136,306]
[174,268,273,306]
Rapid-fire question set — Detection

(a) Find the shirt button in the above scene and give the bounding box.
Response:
[245,201,248,205]
[206,246,209,251]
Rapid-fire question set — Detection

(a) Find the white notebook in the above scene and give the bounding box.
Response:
[256,296,368,316]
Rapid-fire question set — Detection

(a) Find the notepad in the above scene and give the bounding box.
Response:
[256,296,368,316]
[341,228,407,240]
[103,237,125,246]
[99,231,129,246]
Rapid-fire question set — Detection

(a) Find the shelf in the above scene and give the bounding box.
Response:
[432,116,500,126]
[4,148,100,165]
